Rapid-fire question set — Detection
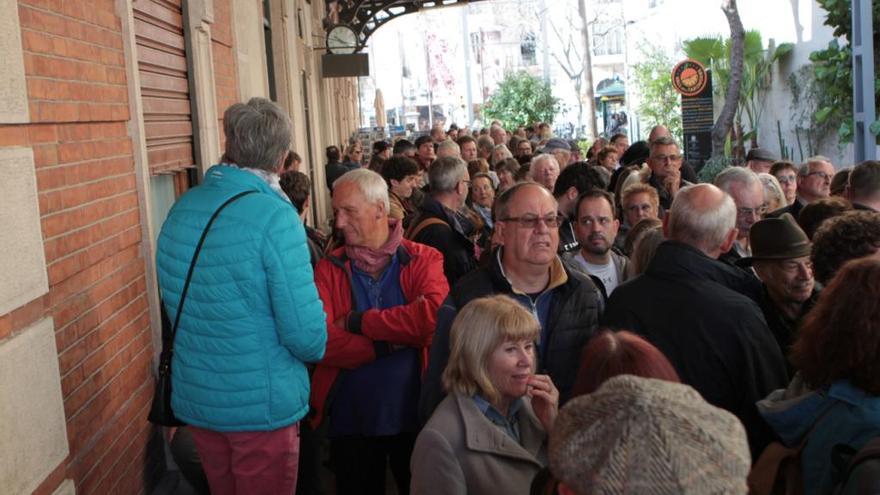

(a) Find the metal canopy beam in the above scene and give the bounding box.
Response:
[327,0,489,52]
[852,0,877,161]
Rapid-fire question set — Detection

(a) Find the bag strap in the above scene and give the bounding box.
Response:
[169,190,257,348]
[406,216,448,241]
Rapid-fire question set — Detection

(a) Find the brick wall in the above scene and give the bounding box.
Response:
[1,0,160,493]
[212,0,238,153]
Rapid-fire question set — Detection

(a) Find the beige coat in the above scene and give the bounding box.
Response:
[410,393,547,495]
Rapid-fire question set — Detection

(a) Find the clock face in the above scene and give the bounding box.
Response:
[327,25,358,55]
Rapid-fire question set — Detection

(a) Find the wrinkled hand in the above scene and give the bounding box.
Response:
[526,374,559,432]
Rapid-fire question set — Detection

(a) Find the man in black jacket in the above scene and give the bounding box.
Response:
[407,156,476,287]
[736,214,818,372]
[419,182,602,422]
[602,183,788,457]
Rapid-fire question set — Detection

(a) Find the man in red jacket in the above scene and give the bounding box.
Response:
[311,168,449,495]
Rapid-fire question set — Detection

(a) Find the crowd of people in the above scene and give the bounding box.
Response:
[155,97,880,495]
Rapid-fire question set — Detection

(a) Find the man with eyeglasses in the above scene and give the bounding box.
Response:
[419,182,602,422]
[768,156,835,219]
[715,167,767,269]
[566,190,633,297]
[406,156,477,287]
[644,136,692,212]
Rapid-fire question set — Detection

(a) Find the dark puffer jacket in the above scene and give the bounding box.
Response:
[419,249,602,423]
[408,195,477,287]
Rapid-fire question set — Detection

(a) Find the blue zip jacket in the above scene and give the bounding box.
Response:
[156,165,327,432]
[758,377,880,494]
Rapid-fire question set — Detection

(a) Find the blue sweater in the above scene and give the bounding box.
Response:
[156,165,327,432]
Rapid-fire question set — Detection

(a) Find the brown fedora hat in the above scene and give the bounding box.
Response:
[736,213,811,267]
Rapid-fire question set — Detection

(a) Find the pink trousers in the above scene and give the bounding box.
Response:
[189,422,300,495]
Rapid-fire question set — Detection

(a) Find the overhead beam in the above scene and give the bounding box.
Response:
[324,0,489,52]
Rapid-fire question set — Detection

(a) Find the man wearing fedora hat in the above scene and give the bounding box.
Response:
[745,148,778,174]
[737,213,817,363]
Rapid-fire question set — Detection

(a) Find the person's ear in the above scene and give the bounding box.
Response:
[719,228,738,253]
[275,151,290,173]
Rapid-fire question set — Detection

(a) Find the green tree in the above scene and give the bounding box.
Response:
[809,0,880,144]
[482,71,560,129]
[631,42,682,143]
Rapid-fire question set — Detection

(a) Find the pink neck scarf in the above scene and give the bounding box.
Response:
[345,219,403,277]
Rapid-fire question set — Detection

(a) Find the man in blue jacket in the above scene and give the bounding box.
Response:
[156,97,327,494]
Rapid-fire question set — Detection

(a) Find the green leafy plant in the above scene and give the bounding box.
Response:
[697,156,735,184]
[481,71,560,130]
[683,31,793,149]
[631,42,683,143]
[809,0,880,144]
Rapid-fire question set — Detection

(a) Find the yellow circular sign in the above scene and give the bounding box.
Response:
[671,59,708,97]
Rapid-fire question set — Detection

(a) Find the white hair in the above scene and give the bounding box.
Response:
[668,184,736,253]
[333,168,390,212]
[713,166,761,195]
[529,153,560,176]
[437,139,461,158]
[758,173,785,211]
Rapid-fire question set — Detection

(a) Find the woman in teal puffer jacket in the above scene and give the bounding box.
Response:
[156,98,326,494]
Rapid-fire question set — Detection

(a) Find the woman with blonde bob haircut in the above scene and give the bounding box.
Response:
[410,295,559,495]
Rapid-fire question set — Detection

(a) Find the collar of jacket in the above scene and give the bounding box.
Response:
[648,241,763,299]
[455,393,544,465]
[328,242,413,271]
[420,195,467,236]
[205,164,281,198]
[757,376,879,447]
[493,247,569,297]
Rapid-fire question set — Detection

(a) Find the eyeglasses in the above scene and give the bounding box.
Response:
[578,216,613,227]
[461,180,472,188]
[806,171,832,181]
[651,154,683,163]
[500,213,565,229]
[737,205,768,217]
[775,174,797,184]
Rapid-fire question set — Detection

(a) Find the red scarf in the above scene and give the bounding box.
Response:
[345,219,403,277]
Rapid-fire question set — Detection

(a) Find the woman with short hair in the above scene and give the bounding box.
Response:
[410,295,559,495]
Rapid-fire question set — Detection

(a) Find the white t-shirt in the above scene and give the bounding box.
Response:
[574,253,620,295]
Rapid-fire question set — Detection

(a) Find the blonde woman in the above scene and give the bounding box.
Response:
[758,172,786,214]
[410,295,558,495]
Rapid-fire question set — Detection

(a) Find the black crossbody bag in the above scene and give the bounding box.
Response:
[148,190,256,426]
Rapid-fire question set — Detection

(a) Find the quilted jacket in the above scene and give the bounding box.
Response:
[309,239,449,428]
[156,165,327,432]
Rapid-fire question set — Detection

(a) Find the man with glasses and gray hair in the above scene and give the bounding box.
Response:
[407,156,476,286]
[769,156,835,219]
[644,136,692,212]
[714,166,767,268]
[419,182,602,423]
